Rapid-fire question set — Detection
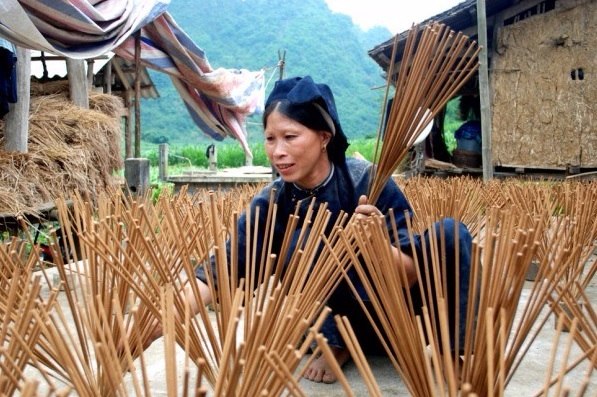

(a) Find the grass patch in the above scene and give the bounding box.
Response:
[129,138,386,193]
[141,138,379,171]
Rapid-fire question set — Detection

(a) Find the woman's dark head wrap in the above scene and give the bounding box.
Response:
[263,76,349,164]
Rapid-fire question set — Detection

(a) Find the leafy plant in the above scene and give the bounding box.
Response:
[443,97,463,154]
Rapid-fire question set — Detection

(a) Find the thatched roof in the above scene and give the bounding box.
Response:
[0,85,124,219]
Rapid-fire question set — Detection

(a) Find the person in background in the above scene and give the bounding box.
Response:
[454,94,482,153]
[205,143,217,171]
[170,76,474,384]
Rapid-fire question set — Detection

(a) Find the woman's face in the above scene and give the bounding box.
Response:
[264,109,332,189]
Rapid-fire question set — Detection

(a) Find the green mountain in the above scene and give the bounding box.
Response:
[141,0,392,146]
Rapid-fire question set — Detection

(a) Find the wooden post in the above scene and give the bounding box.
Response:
[244,150,253,167]
[104,59,112,94]
[158,143,169,180]
[134,32,142,158]
[208,145,217,171]
[66,58,89,109]
[4,46,30,153]
[124,90,133,159]
[86,59,94,88]
[477,0,494,180]
[278,49,286,81]
[270,50,286,179]
[124,158,150,196]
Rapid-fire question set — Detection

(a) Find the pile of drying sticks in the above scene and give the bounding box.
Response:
[0,177,594,396]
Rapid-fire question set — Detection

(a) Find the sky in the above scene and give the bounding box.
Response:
[324,0,463,34]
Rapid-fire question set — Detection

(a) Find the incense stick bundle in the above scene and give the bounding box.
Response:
[368,22,480,204]
[0,235,58,396]
[25,191,220,395]
[543,216,596,369]
[335,191,596,396]
[462,206,552,394]
[399,176,486,237]
[335,213,449,396]
[31,187,363,396]
[550,181,597,296]
[497,180,597,367]
[460,201,596,395]
[203,197,360,396]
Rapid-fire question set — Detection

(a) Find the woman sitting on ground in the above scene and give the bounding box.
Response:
[155,75,474,384]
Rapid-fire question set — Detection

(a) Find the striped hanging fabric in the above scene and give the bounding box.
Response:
[115,12,264,158]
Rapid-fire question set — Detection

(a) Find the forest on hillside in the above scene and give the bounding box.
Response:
[140,0,394,147]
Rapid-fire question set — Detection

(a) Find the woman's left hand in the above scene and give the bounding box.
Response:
[354,195,383,220]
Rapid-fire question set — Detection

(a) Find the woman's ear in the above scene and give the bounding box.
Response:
[321,131,332,146]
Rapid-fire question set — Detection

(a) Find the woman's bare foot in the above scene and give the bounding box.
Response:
[302,346,351,383]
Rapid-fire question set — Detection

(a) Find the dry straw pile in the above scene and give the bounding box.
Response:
[0,83,123,217]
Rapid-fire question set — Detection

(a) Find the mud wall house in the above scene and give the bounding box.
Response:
[368,0,595,173]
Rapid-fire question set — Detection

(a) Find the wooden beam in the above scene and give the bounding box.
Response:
[111,60,131,91]
[31,55,109,61]
[158,143,169,180]
[124,90,133,159]
[66,58,89,108]
[86,59,94,87]
[114,83,154,91]
[4,46,31,153]
[104,59,112,94]
[134,32,141,158]
[477,0,494,180]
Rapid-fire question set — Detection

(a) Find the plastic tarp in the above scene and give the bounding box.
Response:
[0,0,264,157]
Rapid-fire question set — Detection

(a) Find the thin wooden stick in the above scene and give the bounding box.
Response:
[335,315,383,397]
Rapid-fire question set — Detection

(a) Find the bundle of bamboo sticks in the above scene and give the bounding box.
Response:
[0,236,60,396]
[368,22,480,204]
[337,204,592,395]
[24,192,214,395]
[339,176,597,395]
[399,176,486,237]
[27,188,366,395]
[489,180,596,369]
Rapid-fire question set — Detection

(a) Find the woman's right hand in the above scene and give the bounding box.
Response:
[354,194,383,220]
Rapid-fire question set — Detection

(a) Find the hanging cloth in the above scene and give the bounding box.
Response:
[115,12,264,155]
